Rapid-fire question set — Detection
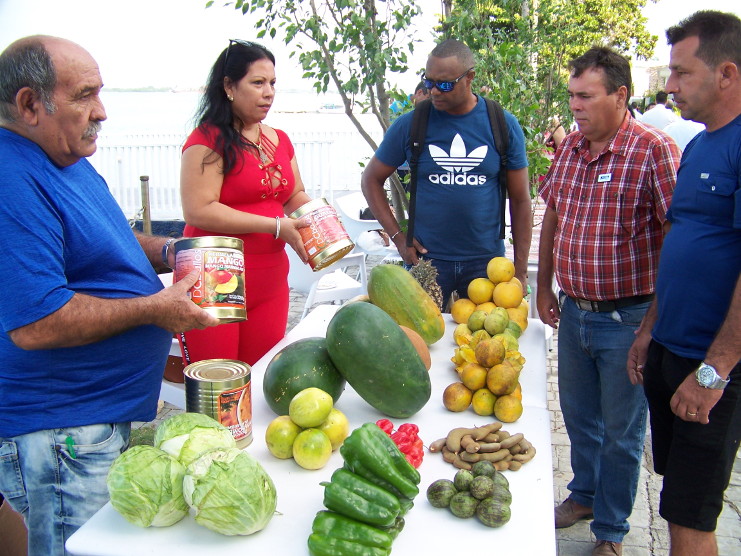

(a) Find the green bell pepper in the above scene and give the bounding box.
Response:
[340,423,420,499]
[311,511,393,549]
[307,534,391,556]
[320,468,400,527]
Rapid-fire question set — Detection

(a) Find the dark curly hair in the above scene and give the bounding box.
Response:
[194,40,275,174]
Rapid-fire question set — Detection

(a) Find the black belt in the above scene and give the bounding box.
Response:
[569,294,654,312]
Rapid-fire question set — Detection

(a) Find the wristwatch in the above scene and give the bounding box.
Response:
[695,362,730,390]
[162,237,176,269]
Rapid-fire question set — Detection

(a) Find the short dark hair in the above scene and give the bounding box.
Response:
[414,81,428,95]
[655,91,668,104]
[194,40,276,174]
[430,39,475,69]
[0,37,57,122]
[568,46,632,104]
[666,10,741,68]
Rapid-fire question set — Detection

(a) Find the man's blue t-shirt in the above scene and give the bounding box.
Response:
[0,128,171,437]
[652,114,741,359]
[374,96,528,261]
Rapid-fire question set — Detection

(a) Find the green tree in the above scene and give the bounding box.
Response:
[208,0,425,213]
[441,0,657,195]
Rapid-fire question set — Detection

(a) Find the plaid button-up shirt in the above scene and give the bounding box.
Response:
[539,113,681,301]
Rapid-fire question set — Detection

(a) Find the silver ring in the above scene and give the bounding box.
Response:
[636,365,644,369]
[687,411,697,416]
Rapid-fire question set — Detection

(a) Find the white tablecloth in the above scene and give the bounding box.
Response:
[67,306,556,555]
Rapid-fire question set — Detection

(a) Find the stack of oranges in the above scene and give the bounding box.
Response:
[444,257,528,423]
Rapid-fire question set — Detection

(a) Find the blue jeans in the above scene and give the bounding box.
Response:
[557,295,649,543]
[0,423,131,556]
[408,255,499,309]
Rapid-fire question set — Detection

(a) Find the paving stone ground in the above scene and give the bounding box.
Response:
[140,205,740,554]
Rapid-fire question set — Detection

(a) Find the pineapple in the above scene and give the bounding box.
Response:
[410,258,444,311]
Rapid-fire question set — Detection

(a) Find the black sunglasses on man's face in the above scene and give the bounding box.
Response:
[421,68,474,93]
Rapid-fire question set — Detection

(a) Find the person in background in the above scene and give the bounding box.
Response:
[630,101,643,120]
[641,90,678,129]
[180,40,313,366]
[537,46,681,556]
[663,116,705,150]
[411,80,430,106]
[361,39,531,307]
[627,10,741,556]
[0,36,219,556]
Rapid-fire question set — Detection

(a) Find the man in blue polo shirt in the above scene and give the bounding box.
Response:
[627,11,741,556]
[0,36,219,555]
[361,39,531,307]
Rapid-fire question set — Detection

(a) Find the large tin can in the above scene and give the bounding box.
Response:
[184,359,252,449]
[289,198,354,270]
[174,236,246,323]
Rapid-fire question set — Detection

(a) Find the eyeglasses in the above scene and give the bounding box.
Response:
[421,68,474,93]
[224,39,257,72]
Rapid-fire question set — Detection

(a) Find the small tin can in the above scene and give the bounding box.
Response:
[184,359,252,449]
[174,236,246,323]
[289,198,354,270]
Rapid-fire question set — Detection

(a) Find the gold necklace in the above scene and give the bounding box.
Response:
[244,124,268,164]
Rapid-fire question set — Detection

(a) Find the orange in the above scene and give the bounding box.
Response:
[494,394,523,423]
[292,428,333,470]
[484,306,509,336]
[467,310,488,332]
[451,298,476,324]
[443,382,473,412]
[460,362,488,391]
[486,257,515,284]
[476,301,497,314]
[474,338,506,367]
[472,388,497,416]
[467,278,495,305]
[486,364,519,396]
[492,281,523,309]
[511,382,522,400]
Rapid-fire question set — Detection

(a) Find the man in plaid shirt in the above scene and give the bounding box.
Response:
[536,47,681,556]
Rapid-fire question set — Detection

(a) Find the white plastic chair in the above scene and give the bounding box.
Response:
[286,246,367,319]
[334,191,381,244]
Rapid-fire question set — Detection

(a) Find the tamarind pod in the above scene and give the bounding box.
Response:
[460,435,480,453]
[476,442,502,453]
[498,430,511,440]
[428,438,447,453]
[482,432,500,443]
[445,427,477,452]
[508,443,523,455]
[474,448,510,463]
[513,444,537,463]
[494,460,509,471]
[508,461,523,471]
[503,453,513,461]
[459,451,481,463]
[517,438,532,452]
[442,446,472,470]
[471,422,501,441]
[499,432,524,449]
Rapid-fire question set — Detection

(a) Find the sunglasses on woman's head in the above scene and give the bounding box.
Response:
[224,39,258,71]
[421,68,474,93]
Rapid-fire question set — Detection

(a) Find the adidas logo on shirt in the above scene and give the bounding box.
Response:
[428,134,487,185]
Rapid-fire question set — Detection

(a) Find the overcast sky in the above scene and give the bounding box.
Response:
[0,0,739,91]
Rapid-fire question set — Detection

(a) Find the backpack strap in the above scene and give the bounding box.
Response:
[484,97,510,240]
[406,99,431,248]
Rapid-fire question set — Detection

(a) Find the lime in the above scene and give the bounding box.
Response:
[317,408,349,451]
[288,387,333,428]
[292,428,332,470]
[265,415,302,459]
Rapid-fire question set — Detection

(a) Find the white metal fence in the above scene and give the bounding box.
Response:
[89,129,383,220]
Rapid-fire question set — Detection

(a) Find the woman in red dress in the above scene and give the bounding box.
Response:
[179,40,312,366]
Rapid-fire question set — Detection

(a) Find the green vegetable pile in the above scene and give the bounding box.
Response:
[307,422,421,556]
[107,413,277,536]
[426,461,512,528]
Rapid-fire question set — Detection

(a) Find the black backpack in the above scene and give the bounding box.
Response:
[406,97,510,247]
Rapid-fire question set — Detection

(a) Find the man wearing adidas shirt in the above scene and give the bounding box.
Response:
[361,39,531,308]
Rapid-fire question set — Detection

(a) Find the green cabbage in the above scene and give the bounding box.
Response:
[106,445,188,527]
[154,412,235,466]
[183,448,277,536]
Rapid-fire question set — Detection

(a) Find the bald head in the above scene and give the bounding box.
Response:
[0,35,106,166]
